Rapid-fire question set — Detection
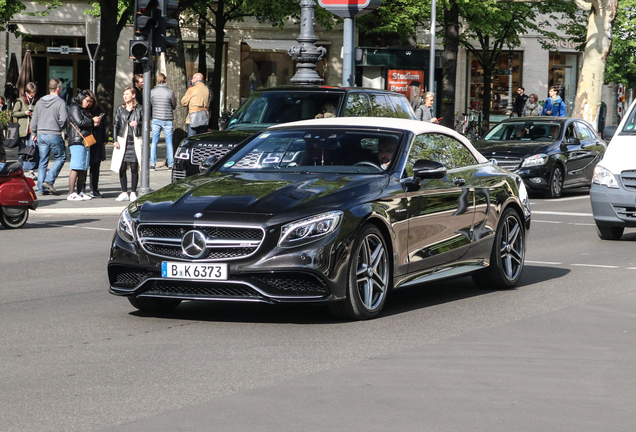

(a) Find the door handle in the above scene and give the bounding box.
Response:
[453,177,466,186]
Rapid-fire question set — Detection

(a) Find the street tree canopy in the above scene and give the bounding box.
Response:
[603,0,636,87]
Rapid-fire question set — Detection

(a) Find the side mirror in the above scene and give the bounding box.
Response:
[566,137,580,145]
[413,159,447,179]
[200,156,219,172]
[602,125,617,143]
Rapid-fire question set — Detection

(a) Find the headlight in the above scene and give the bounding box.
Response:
[117,208,136,243]
[175,144,190,160]
[521,154,548,167]
[278,211,343,247]
[593,165,619,188]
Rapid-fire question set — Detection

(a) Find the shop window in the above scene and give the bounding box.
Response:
[183,43,221,82]
[549,52,579,117]
[468,51,522,122]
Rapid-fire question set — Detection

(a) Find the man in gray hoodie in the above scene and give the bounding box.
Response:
[31,78,68,195]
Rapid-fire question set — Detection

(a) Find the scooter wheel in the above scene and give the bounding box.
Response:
[1,208,29,229]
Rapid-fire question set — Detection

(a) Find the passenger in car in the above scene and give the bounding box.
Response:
[315,102,336,119]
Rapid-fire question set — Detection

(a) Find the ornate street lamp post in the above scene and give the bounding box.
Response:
[289,0,327,85]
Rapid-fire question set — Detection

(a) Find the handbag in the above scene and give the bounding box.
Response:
[69,120,97,148]
[189,110,208,128]
[4,121,21,148]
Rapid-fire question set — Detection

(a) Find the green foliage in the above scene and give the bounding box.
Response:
[357,0,430,43]
[605,0,636,86]
[0,109,12,128]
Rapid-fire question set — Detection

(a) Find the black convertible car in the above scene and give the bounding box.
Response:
[473,117,606,198]
[109,118,531,320]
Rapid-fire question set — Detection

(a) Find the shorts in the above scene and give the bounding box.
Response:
[69,144,90,171]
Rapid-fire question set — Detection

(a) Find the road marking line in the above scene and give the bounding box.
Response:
[572,264,620,269]
[532,220,563,224]
[570,223,596,226]
[526,260,563,265]
[628,268,636,270]
[532,211,593,217]
[31,206,126,216]
[539,195,589,202]
[31,222,114,231]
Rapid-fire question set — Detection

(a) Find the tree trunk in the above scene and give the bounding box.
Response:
[441,0,459,129]
[165,10,189,150]
[209,0,227,130]
[572,0,618,126]
[198,10,207,79]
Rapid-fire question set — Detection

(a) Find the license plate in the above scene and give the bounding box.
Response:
[161,262,228,280]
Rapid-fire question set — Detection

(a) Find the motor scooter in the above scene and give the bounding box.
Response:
[0,161,38,229]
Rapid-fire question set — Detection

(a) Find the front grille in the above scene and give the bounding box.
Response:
[621,170,636,190]
[113,270,153,288]
[234,151,262,169]
[171,169,187,182]
[191,146,233,166]
[252,273,328,294]
[143,280,262,298]
[492,157,522,171]
[137,223,265,261]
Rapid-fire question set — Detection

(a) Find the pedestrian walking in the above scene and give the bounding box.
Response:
[513,87,528,117]
[111,86,143,202]
[12,82,38,176]
[523,93,541,116]
[85,90,108,198]
[66,89,101,201]
[181,72,210,137]
[31,79,68,195]
[543,86,566,117]
[415,92,439,123]
[150,72,176,170]
[133,73,144,106]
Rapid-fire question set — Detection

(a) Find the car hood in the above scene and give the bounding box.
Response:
[133,172,388,223]
[599,133,636,173]
[186,130,255,145]
[473,140,554,157]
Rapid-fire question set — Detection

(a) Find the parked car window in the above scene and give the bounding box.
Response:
[344,93,370,117]
[565,123,578,141]
[483,121,560,142]
[369,94,397,118]
[388,94,413,119]
[405,134,453,176]
[576,122,596,140]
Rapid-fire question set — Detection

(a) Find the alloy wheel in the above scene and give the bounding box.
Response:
[499,213,524,281]
[355,233,389,311]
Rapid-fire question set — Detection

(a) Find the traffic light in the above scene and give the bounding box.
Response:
[129,37,150,63]
[153,0,179,53]
[134,0,159,37]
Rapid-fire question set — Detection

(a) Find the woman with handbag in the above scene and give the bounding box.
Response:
[67,90,101,201]
[12,82,38,176]
[111,86,142,202]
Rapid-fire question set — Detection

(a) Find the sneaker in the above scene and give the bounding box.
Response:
[129,191,138,202]
[115,192,129,202]
[29,171,37,181]
[67,193,82,201]
[79,192,92,200]
[150,165,155,170]
[92,190,103,198]
[43,181,59,195]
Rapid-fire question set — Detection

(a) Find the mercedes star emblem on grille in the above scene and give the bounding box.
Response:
[182,230,207,258]
[194,213,203,218]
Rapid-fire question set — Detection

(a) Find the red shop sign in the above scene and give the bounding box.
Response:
[387,69,424,106]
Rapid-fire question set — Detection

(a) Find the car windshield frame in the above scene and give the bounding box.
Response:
[216,127,405,175]
[482,121,562,142]
[226,91,346,130]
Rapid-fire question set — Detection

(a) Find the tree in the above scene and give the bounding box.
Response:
[604,1,636,87]
[571,0,618,124]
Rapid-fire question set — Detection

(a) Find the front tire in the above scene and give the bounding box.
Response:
[329,225,390,320]
[596,223,624,240]
[545,165,564,198]
[128,296,182,312]
[0,207,29,229]
[473,207,525,290]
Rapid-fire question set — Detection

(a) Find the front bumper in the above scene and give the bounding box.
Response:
[590,183,636,227]
[514,166,551,192]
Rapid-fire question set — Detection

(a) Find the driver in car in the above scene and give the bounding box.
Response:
[378,137,398,170]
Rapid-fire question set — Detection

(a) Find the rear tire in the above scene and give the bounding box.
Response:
[0,208,29,229]
[473,207,525,290]
[128,296,182,312]
[329,225,390,320]
[596,223,624,240]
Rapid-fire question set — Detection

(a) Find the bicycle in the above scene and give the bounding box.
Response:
[455,109,484,141]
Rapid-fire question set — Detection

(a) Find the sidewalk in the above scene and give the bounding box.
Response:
[4,140,174,216]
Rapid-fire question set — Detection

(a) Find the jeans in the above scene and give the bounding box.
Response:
[37,134,67,193]
[187,123,207,137]
[151,119,174,167]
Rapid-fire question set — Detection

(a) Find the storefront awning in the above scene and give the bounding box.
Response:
[243,39,330,53]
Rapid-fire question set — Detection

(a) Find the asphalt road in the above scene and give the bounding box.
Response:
[2,188,636,432]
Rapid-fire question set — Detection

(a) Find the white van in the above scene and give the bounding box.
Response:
[590,99,636,239]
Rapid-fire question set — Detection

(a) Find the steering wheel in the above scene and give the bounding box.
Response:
[353,161,382,171]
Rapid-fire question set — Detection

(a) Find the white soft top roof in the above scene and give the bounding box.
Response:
[268,117,488,164]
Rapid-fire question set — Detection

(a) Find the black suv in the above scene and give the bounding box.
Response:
[172,86,417,181]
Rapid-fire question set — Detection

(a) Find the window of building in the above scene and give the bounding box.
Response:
[549,52,579,117]
[468,51,522,123]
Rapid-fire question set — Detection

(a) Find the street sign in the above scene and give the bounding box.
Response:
[46,46,83,54]
[318,0,381,18]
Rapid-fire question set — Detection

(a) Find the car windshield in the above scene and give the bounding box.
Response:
[621,106,636,134]
[227,92,345,129]
[218,128,403,174]
[483,122,561,142]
